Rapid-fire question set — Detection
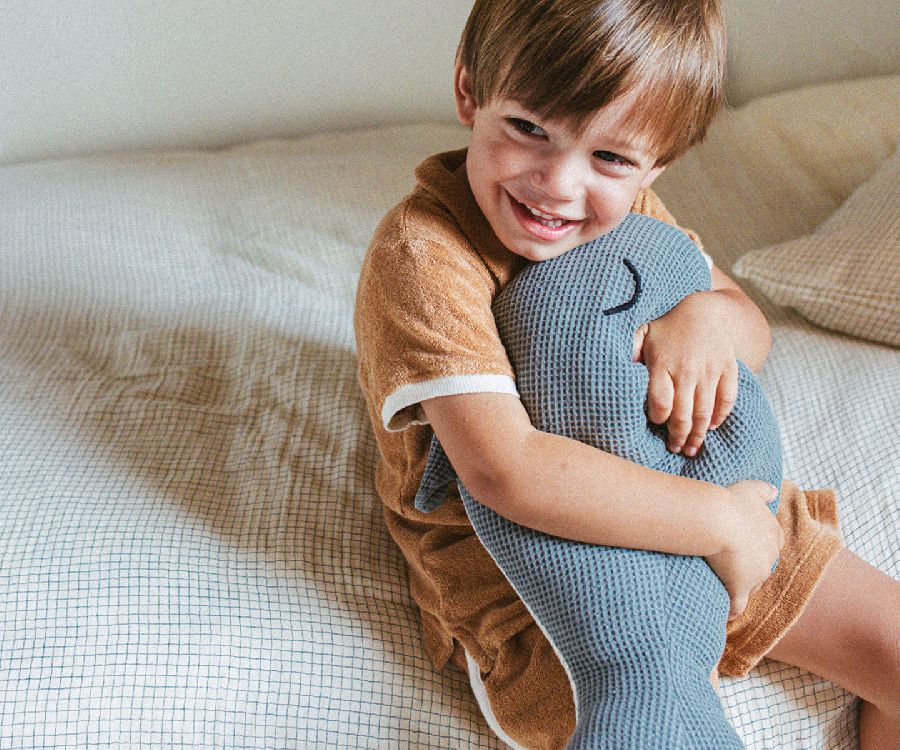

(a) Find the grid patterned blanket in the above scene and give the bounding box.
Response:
[1,74,897,749]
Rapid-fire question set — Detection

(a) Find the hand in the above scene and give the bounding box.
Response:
[705,481,784,620]
[633,291,739,456]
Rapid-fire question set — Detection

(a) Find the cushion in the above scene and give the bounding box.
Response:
[733,151,899,347]
[653,75,898,273]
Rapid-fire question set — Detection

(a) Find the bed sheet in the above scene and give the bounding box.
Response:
[1,75,897,748]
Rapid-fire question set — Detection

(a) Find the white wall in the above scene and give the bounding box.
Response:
[1,1,471,165]
[1,0,897,165]
[723,0,900,105]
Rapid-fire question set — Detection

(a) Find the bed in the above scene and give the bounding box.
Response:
[1,3,897,748]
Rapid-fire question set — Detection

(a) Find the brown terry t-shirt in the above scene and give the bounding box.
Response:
[354,148,706,670]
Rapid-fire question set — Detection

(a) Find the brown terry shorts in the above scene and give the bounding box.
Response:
[386,480,842,750]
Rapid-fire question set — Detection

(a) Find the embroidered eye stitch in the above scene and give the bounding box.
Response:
[602,257,642,316]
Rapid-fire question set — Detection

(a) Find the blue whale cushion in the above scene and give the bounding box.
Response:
[415,214,782,749]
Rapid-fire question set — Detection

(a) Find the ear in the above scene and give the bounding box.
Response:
[640,164,666,189]
[454,62,478,127]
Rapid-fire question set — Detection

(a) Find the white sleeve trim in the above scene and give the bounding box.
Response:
[699,247,713,271]
[381,374,519,432]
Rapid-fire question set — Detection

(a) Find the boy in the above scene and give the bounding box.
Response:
[354,1,900,747]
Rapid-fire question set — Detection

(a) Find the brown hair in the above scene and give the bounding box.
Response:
[457,0,726,165]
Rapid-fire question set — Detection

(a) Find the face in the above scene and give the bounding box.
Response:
[455,65,666,262]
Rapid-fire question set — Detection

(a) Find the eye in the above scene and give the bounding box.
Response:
[508,117,546,137]
[594,150,631,167]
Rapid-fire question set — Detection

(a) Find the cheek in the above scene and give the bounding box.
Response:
[477,137,531,182]
[587,183,639,224]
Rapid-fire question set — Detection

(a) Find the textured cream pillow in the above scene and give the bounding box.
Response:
[734,150,899,347]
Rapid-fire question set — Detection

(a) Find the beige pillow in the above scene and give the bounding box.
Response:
[734,151,899,347]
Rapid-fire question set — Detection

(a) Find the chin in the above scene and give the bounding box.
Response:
[513,244,567,262]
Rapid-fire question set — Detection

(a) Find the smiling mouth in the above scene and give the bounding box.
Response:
[508,192,582,235]
[521,202,569,228]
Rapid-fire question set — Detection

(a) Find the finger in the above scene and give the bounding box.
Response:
[683,381,716,457]
[646,367,674,425]
[632,323,648,363]
[710,361,739,429]
[666,377,696,453]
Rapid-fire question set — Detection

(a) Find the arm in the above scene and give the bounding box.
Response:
[422,390,783,617]
[707,265,772,371]
[635,265,772,457]
[425,392,723,553]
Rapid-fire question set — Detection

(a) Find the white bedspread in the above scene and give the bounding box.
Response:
[1,75,897,748]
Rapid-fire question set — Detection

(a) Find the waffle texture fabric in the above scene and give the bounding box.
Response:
[415,213,783,749]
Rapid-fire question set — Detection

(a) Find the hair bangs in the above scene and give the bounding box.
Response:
[609,47,725,166]
[459,0,726,166]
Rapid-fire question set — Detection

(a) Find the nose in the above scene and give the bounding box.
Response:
[529,151,583,201]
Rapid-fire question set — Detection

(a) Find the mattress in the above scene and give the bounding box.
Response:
[1,75,897,748]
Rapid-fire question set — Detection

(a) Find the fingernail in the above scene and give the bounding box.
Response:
[684,446,697,457]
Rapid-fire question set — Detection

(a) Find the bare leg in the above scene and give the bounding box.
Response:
[766,549,900,749]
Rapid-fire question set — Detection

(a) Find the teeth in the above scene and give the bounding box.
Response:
[528,205,557,220]
[524,203,566,228]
